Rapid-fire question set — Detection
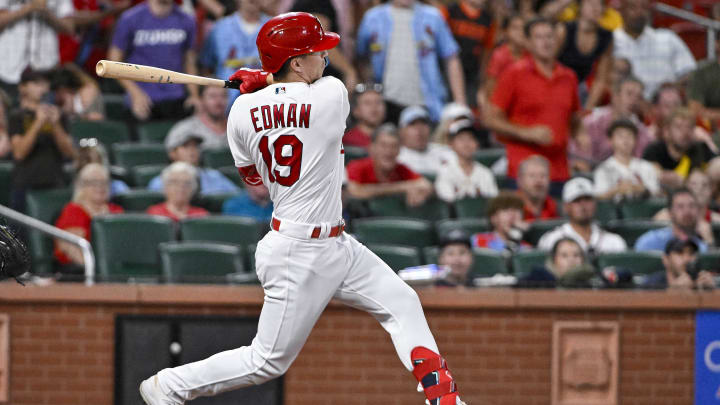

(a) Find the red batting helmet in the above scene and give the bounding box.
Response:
[256,12,340,73]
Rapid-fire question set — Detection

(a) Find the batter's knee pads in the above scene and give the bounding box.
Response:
[411,346,462,405]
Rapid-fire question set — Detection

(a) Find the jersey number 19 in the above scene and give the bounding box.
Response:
[259,134,303,187]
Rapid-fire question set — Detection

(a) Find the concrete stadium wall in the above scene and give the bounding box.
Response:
[0,284,716,405]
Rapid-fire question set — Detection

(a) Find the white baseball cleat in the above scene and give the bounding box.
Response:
[424,399,467,405]
[139,375,183,405]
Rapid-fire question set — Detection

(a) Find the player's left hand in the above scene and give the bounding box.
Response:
[229,68,273,94]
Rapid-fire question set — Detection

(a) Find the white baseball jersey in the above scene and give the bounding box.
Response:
[227,76,350,224]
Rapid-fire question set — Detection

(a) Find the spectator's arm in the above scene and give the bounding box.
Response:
[70,0,130,28]
[37,9,74,34]
[50,114,76,159]
[346,177,430,200]
[539,0,574,20]
[0,2,42,30]
[184,49,201,110]
[434,172,455,203]
[196,0,225,19]
[483,103,552,145]
[584,42,612,110]
[56,227,86,265]
[446,54,466,105]
[11,113,45,161]
[328,47,358,93]
[108,46,153,120]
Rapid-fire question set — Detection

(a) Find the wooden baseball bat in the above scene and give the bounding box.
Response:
[95,60,273,89]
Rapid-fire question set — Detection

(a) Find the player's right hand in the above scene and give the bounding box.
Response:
[229,68,273,94]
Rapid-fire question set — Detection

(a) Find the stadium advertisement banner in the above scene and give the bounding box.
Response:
[696,311,720,404]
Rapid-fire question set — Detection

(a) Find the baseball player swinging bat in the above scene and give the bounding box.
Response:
[95,60,274,92]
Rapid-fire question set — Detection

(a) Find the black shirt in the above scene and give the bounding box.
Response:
[642,140,716,177]
[8,108,68,189]
[557,21,612,83]
[445,2,495,82]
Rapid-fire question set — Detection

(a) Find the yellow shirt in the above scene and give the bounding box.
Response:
[559,4,623,31]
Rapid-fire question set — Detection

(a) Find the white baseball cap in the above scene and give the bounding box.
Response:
[399,105,430,128]
[562,177,595,203]
[440,102,473,123]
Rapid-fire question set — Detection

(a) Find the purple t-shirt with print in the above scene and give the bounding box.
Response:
[111,3,195,103]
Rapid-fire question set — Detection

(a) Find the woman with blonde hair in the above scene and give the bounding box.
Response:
[54,163,124,270]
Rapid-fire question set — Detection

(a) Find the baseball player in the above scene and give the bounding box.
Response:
[140,12,466,405]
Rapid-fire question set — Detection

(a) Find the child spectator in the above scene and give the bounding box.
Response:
[436,229,475,287]
[472,192,529,252]
[593,119,659,201]
[343,83,385,149]
[396,105,455,177]
[435,119,497,202]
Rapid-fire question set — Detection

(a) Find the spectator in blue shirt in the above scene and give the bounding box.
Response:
[222,183,273,222]
[148,130,238,195]
[199,0,270,107]
[635,188,713,252]
[356,0,466,123]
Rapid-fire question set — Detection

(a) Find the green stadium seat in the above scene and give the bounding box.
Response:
[180,216,265,246]
[511,250,548,276]
[202,148,234,169]
[595,200,618,224]
[367,244,422,272]
[70,120,130,148]
[454,197,488,218]
[367,195,450,221]
[113,190,165,212]
[620,197,666,219]
[473,148,505,167]
[158,241,247,284]
[25,188,73,275]
[103,94,126,121]
[197,192,239,213]
[471,248,508,278]
[435,218,490,240]
[713,224,720,246]
[131,164,166,187]
[111,143,168,169]
[218,166,244,187]
[0,162,12,206]
[524,219,566,246]
[698,251,720,272]
[91,214,175,282]
[606,220,668,247]
[422,246,439,264]
[353,217,435,249]
[247,243,257,273]
[137,121,175,144]
[597,251,663,275]
[343,146,368,165]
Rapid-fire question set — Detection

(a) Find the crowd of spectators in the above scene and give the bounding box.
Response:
[0,0,719,289]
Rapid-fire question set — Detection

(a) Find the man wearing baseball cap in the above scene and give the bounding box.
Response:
[147,130,238,195]
[396,105,456,176]
[642,237,716,290]
[537,177,627,254]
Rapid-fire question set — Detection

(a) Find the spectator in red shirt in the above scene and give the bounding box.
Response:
[484,17,581,189]
[484,13,528,99]
[54,163,124,270]
[343,83,386,149]
[516,155,559,221]
[146,161,209,222]
[346,123,433,207]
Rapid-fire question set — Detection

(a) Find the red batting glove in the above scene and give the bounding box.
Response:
[229,68,271,94]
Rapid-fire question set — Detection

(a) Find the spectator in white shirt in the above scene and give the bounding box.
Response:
[396,105,455,176]
[538,177,628,254]
[435,119,498,202]
[0,0,74,95]
[594,118,660,201]
[613,0,696,99]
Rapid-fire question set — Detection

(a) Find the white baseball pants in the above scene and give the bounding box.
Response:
[157,226,438,401]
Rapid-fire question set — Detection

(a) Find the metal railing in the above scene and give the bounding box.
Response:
[654,3,720,60]
[0,204,95,286]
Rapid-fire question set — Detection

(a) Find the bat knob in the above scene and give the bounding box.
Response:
[96,61,107,77]
[224,80,240,90]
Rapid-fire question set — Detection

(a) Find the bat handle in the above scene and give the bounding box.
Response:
[224,80,240,90]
